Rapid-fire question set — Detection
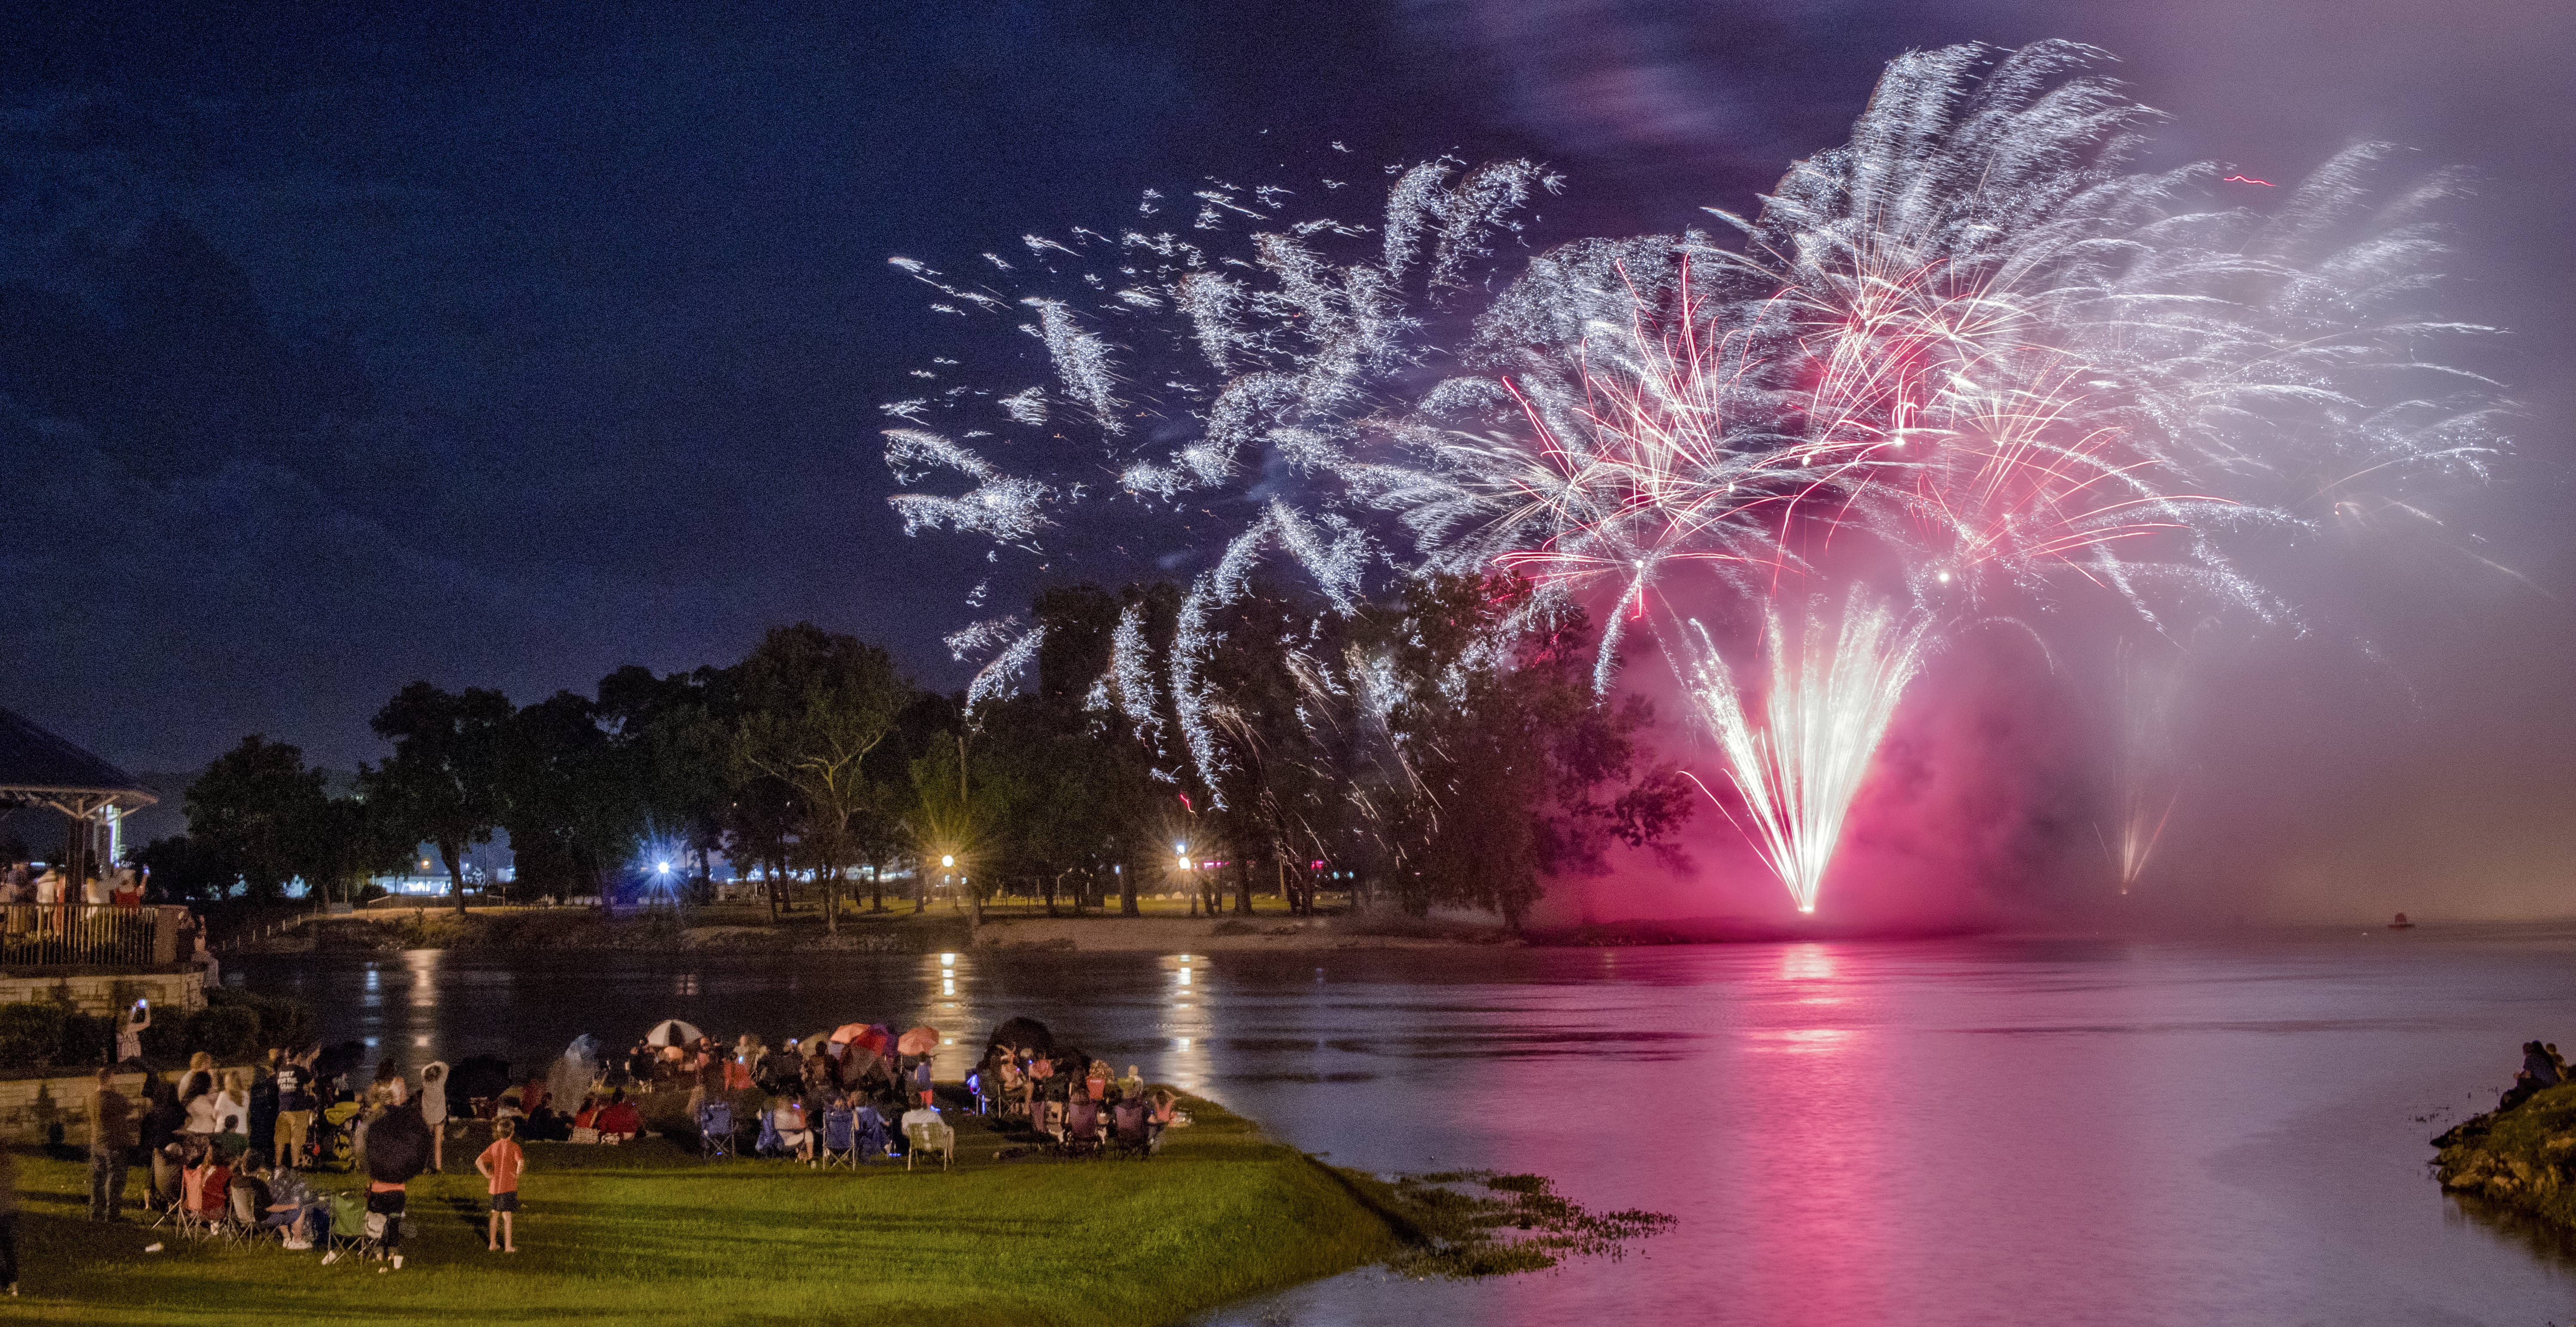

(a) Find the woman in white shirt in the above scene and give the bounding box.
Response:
[210,1070,251,1153]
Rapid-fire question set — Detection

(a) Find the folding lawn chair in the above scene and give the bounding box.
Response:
[903,1118,954,1172]
[318,1191,379,1266]
[819,1106,856,1170]
[697,1100,735,1161]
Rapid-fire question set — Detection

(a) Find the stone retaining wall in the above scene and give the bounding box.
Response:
[0,969,205,1015]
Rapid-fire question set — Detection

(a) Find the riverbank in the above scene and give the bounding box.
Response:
[2432,1081,2576,1226]
[232,903,1517,956]
[9,1090,1401,1326]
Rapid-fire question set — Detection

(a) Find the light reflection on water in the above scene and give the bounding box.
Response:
[234,926,2576,1326]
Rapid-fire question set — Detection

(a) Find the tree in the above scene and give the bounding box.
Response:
[492,691,641,908]
[733,624,908,935]
[183,736,329,900]
[366,682,512,914]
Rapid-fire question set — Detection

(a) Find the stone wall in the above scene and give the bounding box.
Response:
[0,1067,172,1147]
[0,969,204,1015]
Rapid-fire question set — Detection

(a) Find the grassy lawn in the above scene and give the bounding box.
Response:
[8,1095,1400,1326]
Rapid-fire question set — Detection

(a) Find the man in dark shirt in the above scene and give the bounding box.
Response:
[89,1069,132,1222]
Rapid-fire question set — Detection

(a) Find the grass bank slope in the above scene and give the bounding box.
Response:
[9,1095,1397,1327]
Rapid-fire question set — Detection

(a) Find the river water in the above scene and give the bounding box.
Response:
[229,923,2576,1326]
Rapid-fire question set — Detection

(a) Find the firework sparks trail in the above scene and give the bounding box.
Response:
[2098,638,2185,893]
[1676,592,1931,914]
[880,40,2504,912]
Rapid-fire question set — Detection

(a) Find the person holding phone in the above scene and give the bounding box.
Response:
[115,1000,148,1068]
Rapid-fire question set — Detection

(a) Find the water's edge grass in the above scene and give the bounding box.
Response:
[6,1092,1403,1327]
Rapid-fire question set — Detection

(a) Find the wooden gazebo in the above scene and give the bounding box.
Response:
[0,706,156,887]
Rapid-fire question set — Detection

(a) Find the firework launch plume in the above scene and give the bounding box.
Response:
[1676,593,1931,913]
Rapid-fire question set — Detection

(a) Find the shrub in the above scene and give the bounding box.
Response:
[57,1013,116,1068]
[0,1004,67,1073]
[186,1003,262,1061]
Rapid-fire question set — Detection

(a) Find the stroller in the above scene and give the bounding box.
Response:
[312,1100,365,1171]
[697,1099,736,1161]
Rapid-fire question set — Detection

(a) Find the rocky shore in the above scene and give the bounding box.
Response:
[2432,1082,2576,1226]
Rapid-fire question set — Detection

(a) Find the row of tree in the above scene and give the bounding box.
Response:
[145,573,1695,929]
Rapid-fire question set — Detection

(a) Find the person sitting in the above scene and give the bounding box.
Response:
[570,1096,600,1131]
[772,1097,813,1163]
[854,1099,890,1159]
[1116,1064,1143,1103]
[194,1154,232,1221]
[899,1099,943,1156]
[228,1158,272,1232]
[1063,1089,1103,1147]
[2527,1040,2564,1089]
[593,1091,642,1142]
[1146,1088,1180,1152]
[1112,1093,1147,1146]
[258,1160,325,1247]
[1085,1060,1110,1106]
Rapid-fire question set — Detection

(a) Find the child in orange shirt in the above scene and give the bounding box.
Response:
[475,1118,524,1252]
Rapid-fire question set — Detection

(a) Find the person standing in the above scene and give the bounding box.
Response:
[0,1145,18,1296]
[89,1068,132,1222]
[274,1052,313,1171]
[114,1000,149,1068]
[419,1062,449,1172]
[475,1117,523,1253]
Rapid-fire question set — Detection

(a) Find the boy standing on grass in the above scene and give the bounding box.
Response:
[476,1117,523,1252]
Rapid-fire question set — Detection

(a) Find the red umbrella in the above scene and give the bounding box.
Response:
[897,1026,938,1056]
[829,1022,872,1047]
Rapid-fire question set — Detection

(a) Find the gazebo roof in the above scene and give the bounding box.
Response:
[0,706,157,813]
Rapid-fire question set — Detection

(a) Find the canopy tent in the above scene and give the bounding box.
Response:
[645,1019,703,1048]
[0,706,156,889]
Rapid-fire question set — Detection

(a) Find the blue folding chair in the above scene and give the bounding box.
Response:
[819,1105,856,1170]
[697,1100,735,1161]
[854,1104,890,1163]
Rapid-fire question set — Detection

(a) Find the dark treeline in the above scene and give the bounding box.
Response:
[143,573,1693,929]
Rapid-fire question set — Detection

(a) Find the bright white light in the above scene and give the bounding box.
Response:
[1175,854,1191,871]
[656,861,672,874]
[1936,570,1952,584]
[939,952,956,966]
[941,854,955,868]
[1173,840,1186,853]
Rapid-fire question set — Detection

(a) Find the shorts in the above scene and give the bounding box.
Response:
[278,1111,312,1151]
[489,1191,519,1214]
[779,1130,812,1150]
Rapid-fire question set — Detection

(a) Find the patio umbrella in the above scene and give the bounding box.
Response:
[645,1019,703,1047]
[897,1026,939,1056]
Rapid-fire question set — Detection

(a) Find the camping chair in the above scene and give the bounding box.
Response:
[318,1191,379,1265]
[1109,1101,1152,1161]
[697,1100,735,1161]
[819,1106,856,1170]
[221,1184,265,1246]
[854,1106,891,1163]
[754,1110,785,1159]
[904,1118,954,1172]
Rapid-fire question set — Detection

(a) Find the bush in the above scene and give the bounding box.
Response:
[0,1004,67,1073]
[204,988,312,1051]
[186,1003,262,1061]
[57,1013,116,1069]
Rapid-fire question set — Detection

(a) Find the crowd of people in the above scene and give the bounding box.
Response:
[0,862,147,909]
[76,1044,522,1272]
[2497,1039,2569,1113]
[29,1013,1179,1285]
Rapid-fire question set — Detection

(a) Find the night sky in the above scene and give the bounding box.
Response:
[6,1,2573,910]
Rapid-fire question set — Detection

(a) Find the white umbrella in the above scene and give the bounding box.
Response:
[645,1018,704,1047]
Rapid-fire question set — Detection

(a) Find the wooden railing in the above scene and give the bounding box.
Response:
[0,905,183,968]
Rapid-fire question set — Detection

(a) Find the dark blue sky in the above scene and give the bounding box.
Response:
[4,0,2570,799]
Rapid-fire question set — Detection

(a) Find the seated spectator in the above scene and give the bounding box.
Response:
[1085,1060,1110,1106]
[772,1098,813,1163]
[1116,1064,1144,1102]
[259,1158,326,1247]
[594,1091,642,1141]
[2527,1040,2563,1089]
[1112,1094,1147,1143]
[900,1099,943,1143]
[194,1155,232,1220]
[855,1100,890,1157]
[228,1158,272,1229]
[570,1096,600,1131]
[1064,1090,1103,1145]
